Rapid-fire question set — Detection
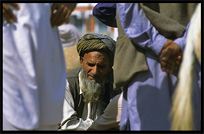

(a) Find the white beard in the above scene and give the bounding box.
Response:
[79,68,105,103]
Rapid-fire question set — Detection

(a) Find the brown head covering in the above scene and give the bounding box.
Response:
[77,33,116,63]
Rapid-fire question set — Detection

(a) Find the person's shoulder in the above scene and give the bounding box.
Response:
[66,68,81,78]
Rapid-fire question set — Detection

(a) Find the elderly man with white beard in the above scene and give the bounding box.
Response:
[59,33,121,131]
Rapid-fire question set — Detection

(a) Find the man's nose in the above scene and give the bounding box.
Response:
[91,66,99,75]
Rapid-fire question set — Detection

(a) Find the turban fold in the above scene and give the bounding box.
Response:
[77,33,116,62]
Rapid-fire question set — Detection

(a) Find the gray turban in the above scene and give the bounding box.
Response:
[77,33,116,62]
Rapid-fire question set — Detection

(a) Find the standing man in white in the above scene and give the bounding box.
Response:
[3,3,76,130]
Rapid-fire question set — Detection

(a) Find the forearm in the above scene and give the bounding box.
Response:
[117,3,167,55]
[88,93,122,130]
[60,116,93,131]
[88,112,119,130]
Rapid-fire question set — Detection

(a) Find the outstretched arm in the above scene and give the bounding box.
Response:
[88,93,122,131]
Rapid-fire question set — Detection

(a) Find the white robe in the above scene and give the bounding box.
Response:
[3,3,66,130]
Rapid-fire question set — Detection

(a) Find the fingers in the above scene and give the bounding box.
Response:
[51,4,64,27]
[64,8,71,21]
[54,7,70,26]
[159,47,172,72]
[3,3,19,23]
[166,59,175,74]
[51,3,73,27]
[159,41,183,74]
[159,39,173,63]
[51,3,59,27]
[10,3,20,9]
[51,3,58,13]
[161,55,180,74]
[161,59,174,74]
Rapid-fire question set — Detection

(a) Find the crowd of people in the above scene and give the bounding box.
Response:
[3,3,201,131]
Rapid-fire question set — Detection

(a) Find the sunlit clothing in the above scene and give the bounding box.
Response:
[88,93,123,130]
[3,3,66,130]
[60,73,106,131]
[58,23,81,49]
[116,3,200,130]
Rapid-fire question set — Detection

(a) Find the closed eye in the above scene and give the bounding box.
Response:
[87,62,95,67]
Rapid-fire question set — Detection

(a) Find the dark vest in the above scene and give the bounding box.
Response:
[66,68,121,118]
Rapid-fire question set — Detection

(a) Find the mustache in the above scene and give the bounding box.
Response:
[88,73,101,80]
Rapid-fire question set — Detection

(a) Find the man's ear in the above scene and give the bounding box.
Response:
[80,56,84,66]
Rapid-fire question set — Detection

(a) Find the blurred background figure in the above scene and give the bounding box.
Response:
[69,3,117,40]
[58,19,81,50]
[59,19,82,72]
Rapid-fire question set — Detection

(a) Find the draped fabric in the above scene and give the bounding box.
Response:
[3,3,66,130]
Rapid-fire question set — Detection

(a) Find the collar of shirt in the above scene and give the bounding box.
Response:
[78,71,83,95]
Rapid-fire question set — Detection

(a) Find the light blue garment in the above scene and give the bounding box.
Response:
[3,3,66,130]
[121,51,178,130]
[173,23,190,51]
[117,3,200,130]
[117,3,167,56]
[116,3,175,130]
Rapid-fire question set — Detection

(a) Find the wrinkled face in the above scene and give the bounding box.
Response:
[80,51,112,84]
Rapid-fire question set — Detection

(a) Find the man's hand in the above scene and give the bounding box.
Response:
[3,3,76,27]
[159,39,183,74]
[51,3,76,27]
[3,3,20,23]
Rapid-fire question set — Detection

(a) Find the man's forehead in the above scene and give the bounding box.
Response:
[84,51,109,58]
[84,52,110,63]
[84,56,109,64]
